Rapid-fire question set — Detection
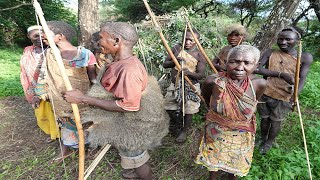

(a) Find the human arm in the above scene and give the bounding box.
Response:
[87,52,97,84]
[162,44,180,68]
[212,56,226,71]
[201,76,215,106]
[251,77,267,100]
[298,52,313,93]
[87,64,97,84]
[255,49,294,85]
[63,89,126,112]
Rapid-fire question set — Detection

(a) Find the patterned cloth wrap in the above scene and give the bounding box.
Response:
[196,73,257,177]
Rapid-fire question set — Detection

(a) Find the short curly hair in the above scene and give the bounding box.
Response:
[227,44,260,63]
[281,26,301,40]
[100,22,138,47]
[223,24,249,40]
[47,21,77,42]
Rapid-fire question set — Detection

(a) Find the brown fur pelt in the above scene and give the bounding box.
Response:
[81,76,169,152]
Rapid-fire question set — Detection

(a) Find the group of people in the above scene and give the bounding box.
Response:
[20,20,312,180]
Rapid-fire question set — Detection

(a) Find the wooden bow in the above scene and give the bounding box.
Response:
[33,1,85,179]
[143,0,207,108]
[292,40,313,179]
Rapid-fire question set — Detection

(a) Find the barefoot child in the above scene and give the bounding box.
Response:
[196,45,266,179]
[163,28,206,143]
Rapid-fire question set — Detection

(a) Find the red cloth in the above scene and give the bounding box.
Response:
[101,56,148,111]
[20,46,42,103]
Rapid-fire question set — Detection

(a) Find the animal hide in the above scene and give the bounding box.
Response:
[81,76,169,152]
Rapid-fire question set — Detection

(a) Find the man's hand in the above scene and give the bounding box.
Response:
[63,89,85,104]
[31,96,41,109]
[280,72,294,85]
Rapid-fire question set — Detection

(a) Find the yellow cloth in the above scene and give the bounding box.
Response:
[196,123,254,177]
[264,50,296,102]
[34,100,60,139]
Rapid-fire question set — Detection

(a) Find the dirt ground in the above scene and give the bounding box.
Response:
[0,96,207,180]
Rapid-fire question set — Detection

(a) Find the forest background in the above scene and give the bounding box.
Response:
[0,0,319,179]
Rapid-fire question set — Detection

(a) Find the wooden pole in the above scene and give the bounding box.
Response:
[33,1,85,179]
[293,40,302,106]
[142,0,207,107]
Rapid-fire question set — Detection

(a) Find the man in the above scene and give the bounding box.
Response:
[163,28,206,143]
[196,45,266,179]
[20,25,59,143]
[255,27,313,154]
[64,22,169,180]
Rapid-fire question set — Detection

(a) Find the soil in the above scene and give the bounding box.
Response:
[0,96,207,179]
[0,96,47,162]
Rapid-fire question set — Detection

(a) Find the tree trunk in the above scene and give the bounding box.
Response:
[78,0,99,48]
[252,0,301,53]
[309,0,320,22]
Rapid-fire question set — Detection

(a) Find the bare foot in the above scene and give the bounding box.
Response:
[176,131,187,143]
[122,169,139,179]
[259,142,273,155]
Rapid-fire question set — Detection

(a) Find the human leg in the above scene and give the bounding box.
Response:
[260,120,282,154]
[176,114,192,143]
[209,171,219,180]
[120,150,153,179]
[260,117,271,143]
[134,161,154,180]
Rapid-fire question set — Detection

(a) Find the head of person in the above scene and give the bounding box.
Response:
[277,27,301,52]
[27,25,43,47]
[42,21,77,45]
[99,22,138,55]
[182,28,200,50]
[224,24,248,47]
[90,31,100,53]
[226,45,260,80]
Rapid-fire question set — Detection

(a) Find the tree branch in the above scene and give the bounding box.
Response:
[0,3,32,12]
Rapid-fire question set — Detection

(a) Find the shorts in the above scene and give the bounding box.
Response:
[257,95,292,121]
[118,149,150,169]
[164,83,200,114]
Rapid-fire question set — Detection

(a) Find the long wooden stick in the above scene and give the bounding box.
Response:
[296,99,313,180]
[84,144,111,180]
[292,41,312,179]
[142,0,207,108]
[181,24,187,118]
[184,20,218,74]
[293,40,302,105]
[33,1,85,179]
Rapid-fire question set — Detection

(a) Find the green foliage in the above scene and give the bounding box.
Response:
[0,0,77,47]
[0,47,24,97]
[299,61,320,110]
[101,0,197,22]
[245,111,320,179]
[134,9,236,79]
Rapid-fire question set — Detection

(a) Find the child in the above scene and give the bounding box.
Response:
[212,24,248,71]
[40,20,97,163]
[196,45,266,179]
[255,27,313,154]
[163,28,206,143]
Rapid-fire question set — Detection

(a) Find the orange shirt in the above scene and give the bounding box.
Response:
[101,56,148,111]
